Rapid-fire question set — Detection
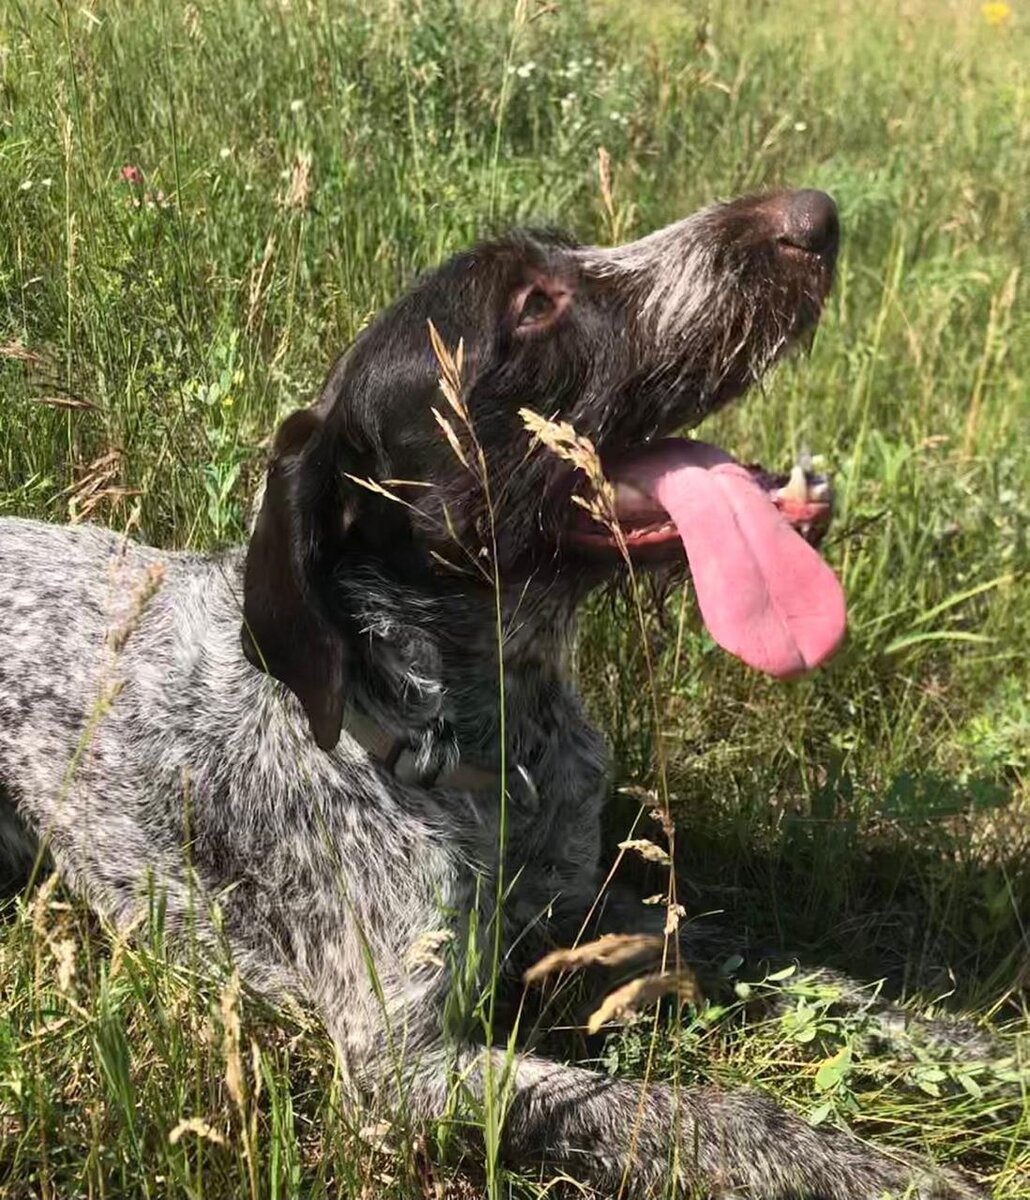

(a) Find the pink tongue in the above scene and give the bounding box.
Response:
[625,439,846,677]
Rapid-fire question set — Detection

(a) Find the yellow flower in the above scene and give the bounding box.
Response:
[981,2,1012,26]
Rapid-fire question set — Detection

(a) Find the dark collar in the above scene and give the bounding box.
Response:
[341,704,513,793]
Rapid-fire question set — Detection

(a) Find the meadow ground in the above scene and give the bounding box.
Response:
[0,0,1026,1196]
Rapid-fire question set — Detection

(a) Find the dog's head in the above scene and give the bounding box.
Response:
[242,189,841,749]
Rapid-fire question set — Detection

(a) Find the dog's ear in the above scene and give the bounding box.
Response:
[241,404,359,751]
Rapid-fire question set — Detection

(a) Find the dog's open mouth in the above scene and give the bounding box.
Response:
[569,438,846,677]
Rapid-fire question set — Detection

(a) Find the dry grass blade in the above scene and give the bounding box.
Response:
[0,339,42,364]
[343,474,409,505]
[76,486,141,521]
[597,144,615,230]
[439,498,461,547]
[432,407,471,471]
[32,393,100,412]
[523,933,662,985]
[427,319,467,420]
[428,548,479,578]
[597,145,613,212]
[67,449,120,495]
[586,971,702,1035]
[66,449,140,522]
[357,1120,396,1152]
[247,232,276,331]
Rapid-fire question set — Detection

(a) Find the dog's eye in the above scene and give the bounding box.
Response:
[514,283,571,335]
[518,288,555,327]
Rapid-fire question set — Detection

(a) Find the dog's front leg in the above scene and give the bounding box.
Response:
[380,1040,981,1199]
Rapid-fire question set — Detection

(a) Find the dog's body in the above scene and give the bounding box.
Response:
[0,190,986,1197]
[0,517,605,1042]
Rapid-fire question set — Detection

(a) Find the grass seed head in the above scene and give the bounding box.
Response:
[523,933,663,984]
[618,838,671,866]
[220,972,245,1109]
[279,149,313,211]
[169,1117,227,1147]
[586,971,702,1034]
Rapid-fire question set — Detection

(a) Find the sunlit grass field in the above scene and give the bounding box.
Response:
[0,0,1026,1196]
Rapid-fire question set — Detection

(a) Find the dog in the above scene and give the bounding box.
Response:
[0,189,986,1198]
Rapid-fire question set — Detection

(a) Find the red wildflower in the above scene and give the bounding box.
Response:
[120,164,143,185]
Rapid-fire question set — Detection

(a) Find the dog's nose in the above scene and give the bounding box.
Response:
[774,189,839,257]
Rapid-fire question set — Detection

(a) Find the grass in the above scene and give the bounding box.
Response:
[0,0,1027,1195]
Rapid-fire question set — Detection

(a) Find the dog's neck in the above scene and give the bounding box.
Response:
[339,566,584,781]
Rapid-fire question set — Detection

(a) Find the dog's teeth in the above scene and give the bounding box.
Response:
[778,464,810,504]
[614,482,652,505]
[613,481,663,520]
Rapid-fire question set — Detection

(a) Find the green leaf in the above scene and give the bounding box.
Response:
[815,1045,853,1092]
[908,573,1014,628]
[885,630,994,654]
[766,964,798,982]
[808,1101,832,1126]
